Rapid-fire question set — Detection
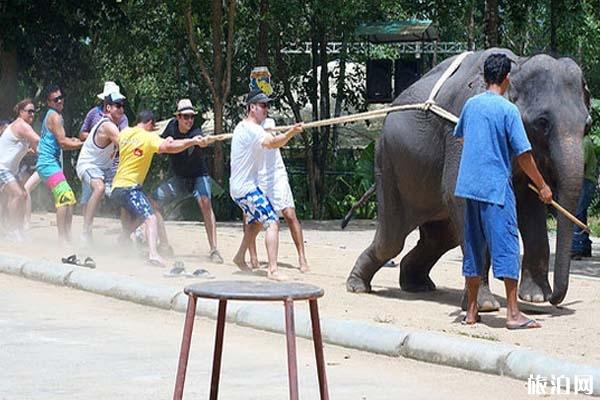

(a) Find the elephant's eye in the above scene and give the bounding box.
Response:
[532,117,550,134]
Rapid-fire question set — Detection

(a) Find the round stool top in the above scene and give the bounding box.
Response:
[184,280,324,301]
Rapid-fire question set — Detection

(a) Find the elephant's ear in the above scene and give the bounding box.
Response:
[582,77,591,111]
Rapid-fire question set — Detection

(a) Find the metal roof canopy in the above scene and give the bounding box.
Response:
[355,19,439,43]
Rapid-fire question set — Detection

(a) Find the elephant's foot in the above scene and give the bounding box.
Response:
[346,274,372,293]
[519,275,551,302]
[460,285,501,311]
[400,268,436,292]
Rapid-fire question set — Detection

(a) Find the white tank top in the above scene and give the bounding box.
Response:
[0,123,30,173]
[76,117,116,178]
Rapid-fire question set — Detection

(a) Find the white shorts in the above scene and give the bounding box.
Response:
[263,178,295,213]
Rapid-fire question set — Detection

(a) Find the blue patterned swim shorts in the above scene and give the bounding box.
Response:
[110,185,154,221]
[234,187,277,228]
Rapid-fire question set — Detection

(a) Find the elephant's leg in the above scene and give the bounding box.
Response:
[516,187,552,302]
[400,219,458,292]
[460,252,501,311]
[346,168,413,292]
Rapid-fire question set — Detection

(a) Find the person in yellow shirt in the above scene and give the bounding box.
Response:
[111,110,209,267]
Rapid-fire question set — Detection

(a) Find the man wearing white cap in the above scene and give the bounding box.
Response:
[80,81,129,141]
[151,99,223,263]
[76,92,125,244]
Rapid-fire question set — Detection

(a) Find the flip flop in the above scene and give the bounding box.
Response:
[187,268,215,279]
[61,254,96,269]
[163,266,187,278]
[461,315,481,325]
[506,319,540,330]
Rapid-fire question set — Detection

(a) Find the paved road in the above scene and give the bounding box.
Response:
[0,275,560,400]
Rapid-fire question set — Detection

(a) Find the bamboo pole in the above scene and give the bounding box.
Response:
[527,183,590,233]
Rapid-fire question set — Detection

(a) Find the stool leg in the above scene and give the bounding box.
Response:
[309,299,329,400]
[209,299,227,400]
[284,299,299,400]
[173,295,198,400]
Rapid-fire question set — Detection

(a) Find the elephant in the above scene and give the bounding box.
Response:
[346,48,591,308]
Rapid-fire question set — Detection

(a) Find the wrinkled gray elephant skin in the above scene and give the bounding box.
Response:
[346,48,591,308]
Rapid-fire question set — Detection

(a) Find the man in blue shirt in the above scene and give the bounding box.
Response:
[454,53,552,330]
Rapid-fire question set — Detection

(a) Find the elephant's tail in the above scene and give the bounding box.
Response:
[341,183,377,229]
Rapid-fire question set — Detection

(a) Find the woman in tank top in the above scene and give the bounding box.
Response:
[0,99,40,240]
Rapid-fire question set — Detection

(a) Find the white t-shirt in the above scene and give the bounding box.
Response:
[259,118,288,187]
[229,119,269,199]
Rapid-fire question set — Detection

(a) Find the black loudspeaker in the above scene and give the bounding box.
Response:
[366,59,393,103]
[394,59,421,97]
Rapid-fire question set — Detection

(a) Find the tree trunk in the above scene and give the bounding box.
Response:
[307,18,320,218]
[549,0,559,54]
[467,0,476,51]
[484,0,499,48]
[212,98,224,183]
[257,0,269,66]
[0,44,18,120]
[316,25,330,218]
[332,33,347,156]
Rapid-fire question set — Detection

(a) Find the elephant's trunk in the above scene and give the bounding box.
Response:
[549,138,583,305]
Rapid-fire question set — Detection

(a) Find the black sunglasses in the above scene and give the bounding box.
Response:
[112,103,125,109]
[23,109,36,115]
[181,114,194,121]
[50,95,64,103]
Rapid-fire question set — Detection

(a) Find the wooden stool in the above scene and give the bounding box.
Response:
[173,280,329,400]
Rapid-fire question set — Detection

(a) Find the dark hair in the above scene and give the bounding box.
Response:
[137,110,154,124]
[13,98,34,117]
[44,84,61,100]
[483,54,511,86]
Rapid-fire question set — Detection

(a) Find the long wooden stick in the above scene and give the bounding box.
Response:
[527,183,590,233]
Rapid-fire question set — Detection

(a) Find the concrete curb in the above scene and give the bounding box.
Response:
[1,255,598,395]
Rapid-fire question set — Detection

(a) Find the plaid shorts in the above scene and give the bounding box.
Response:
[0,169,17,189]
[234,187,277,228]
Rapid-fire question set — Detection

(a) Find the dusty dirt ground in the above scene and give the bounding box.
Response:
[2,212,599,366]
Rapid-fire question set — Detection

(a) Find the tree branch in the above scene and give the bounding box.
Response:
[222,0,237,99]
[183,0,216,98]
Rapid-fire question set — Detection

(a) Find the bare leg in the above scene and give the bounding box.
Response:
[82,178,105,236]
[23,172,40,230]
[282,207,308,272]
[505,278,541,329]
[4,181,27,237]
[464,276,480,324]
[265,221,285,281]
[56,205,73,246]
[198,196,217,251]
[233,221,261,272]
[242,215,259,269]
[145,214,165,266]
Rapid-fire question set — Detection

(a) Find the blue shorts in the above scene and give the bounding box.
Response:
[462,189,520,281]
[234,187,277,228]
[152,175,211,206]
[110,186,154,221]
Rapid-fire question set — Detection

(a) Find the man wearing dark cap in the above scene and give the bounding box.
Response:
[229,89,303,281]
[76,92,125,244]
[151,99,223,263]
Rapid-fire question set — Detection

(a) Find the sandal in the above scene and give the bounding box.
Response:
[61,254,96,269]
[187,268,214,279]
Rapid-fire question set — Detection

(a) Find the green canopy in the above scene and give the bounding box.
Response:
[355,19,439,43]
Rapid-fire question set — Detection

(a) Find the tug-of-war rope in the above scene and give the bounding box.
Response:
[163,51,590,232]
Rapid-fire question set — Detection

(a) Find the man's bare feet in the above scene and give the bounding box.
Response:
[299,257,309,273]
[250,256,260,270]
[506,313,541,330]
[233,254,252,272]
[267,270,287,281]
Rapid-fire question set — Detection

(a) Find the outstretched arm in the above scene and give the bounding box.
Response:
[48,113,82,150]
[158,135,207,154]
[517,151,553,203]
[262,123,303,149]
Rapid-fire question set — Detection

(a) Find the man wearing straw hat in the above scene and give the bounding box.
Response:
[230,88,303,281]
[150,99,223,263]
[454,53,552,329]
